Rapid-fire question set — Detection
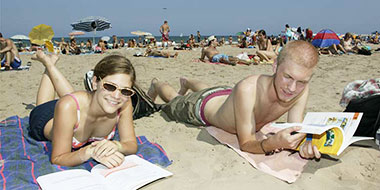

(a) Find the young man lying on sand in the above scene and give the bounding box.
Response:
[200,35,253,66]
[148,40,321,158]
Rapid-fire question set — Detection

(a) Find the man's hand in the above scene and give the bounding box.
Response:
[299,140,321,159]
[269,126,305,149]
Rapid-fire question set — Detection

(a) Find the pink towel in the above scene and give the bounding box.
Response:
[206,124,308,183]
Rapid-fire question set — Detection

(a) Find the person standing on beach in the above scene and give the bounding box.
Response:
[148,40,321,159]
[160,21,170,48]
[0,33,22,70]
[197,31,201,43]
[199,35,252,66]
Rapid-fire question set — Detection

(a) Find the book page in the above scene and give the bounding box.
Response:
[91,155,173,190]
[37,169,106,190]
[271,123,336,135]
[303,112,362,137]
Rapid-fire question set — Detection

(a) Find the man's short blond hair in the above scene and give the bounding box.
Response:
[277,40,319,69]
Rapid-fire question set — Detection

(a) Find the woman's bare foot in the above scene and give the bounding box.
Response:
[173,52,179,58]
[177,77,188,95]
[31,50,59,67]
[147,78,159,101]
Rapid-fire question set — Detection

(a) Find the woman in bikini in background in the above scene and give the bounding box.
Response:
[29,50,137,168]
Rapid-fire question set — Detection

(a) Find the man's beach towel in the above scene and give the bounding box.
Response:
[206,125,308,183]
[0,116,171,189]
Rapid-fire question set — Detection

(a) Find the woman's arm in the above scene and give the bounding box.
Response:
[50,96,90,166]
[114,99,138,154]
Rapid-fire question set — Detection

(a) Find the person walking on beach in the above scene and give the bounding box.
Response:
[29,51,138,168]
[199,35,252,66]
[160,21,170,48]
[0,33,22,70]
[148,40,321,159]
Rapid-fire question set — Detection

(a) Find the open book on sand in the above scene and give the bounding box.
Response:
[271,112,373,156]
[37,155,173,190]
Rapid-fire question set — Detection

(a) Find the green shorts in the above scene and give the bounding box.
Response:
[161,86,232,126]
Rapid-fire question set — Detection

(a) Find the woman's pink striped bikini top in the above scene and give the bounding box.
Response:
[67,94,119,149]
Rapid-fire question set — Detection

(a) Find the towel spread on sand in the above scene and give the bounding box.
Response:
[206,124,308,183]
[0,115,171,190]
[339,78,380,107]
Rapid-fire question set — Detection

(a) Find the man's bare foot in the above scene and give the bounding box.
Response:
[173,52,178,58]
[147,78,159,101]
[177,77,188,95]
[31,50,59,67]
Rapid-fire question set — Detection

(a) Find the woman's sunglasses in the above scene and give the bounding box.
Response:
[100,78,135,97]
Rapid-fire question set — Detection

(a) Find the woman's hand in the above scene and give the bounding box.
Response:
[92,151,125,168]
[91,139,120,158]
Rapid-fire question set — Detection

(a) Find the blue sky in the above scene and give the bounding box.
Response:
[0,0,379,38]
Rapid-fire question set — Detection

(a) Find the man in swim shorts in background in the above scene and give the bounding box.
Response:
[149,40,321,159]
[200,35,252,66]
[0,33,22,70]
[160,21,170,48]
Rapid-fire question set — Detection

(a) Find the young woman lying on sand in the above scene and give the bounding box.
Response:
[28,50,138,168]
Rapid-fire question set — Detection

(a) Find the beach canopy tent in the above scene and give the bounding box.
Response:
[69,31,85,36]
[28,24,55,45]
[311,29,340,48]
[10,35,29,41]
[131,31,152,36]
[101,36,110,42]
[71,16,111,44]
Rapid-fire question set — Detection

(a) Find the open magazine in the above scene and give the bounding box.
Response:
[271,112,373,156]
[37,155,173,190]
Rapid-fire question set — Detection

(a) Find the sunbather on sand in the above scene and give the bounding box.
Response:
[0,33,22,70]
[256,30,280,64]
[200,35,253,66]
[28,50,138,168]
[318,44,346,55]
[341,32,360,54]
[143,46,178,58]
[148,41,321,159]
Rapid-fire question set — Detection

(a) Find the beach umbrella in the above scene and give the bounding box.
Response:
[71,16,111,44]
[69,31,85,36]
[10,35,29,40]
[28,24,55,45]
[131,31,152,36]
[101,36,110,42]
[71,16,111,32]
[311,29,340,48]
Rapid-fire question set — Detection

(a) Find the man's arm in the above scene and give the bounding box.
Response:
[233,79,263,153]
[0,39,13,53]
[159,25,163,34]
[234,77,307,154]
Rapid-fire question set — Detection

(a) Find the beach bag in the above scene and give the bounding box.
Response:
[344,95,380,138]
[84,71,160,120]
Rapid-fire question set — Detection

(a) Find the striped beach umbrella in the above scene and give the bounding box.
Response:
[71,16,111,32]
[311,29,340,48]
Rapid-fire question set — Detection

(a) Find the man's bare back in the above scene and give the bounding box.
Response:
[200,46,219,61]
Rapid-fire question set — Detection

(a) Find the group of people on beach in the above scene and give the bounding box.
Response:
[26,39,321,168]
[1,22,378,169]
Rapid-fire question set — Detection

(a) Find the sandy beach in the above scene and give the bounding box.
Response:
[0,45,379,189]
